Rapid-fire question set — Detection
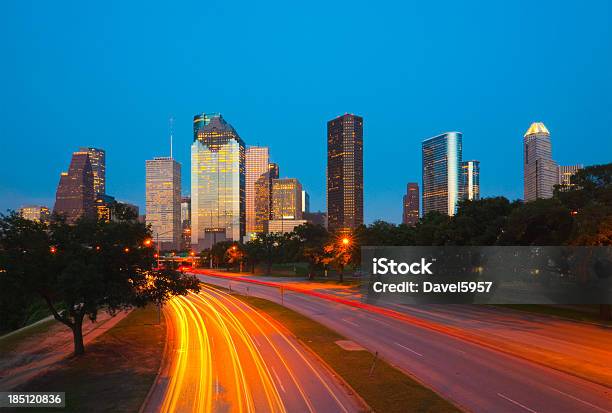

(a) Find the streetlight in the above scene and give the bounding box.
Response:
[342,237,350,246]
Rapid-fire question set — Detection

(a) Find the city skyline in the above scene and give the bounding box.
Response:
[2,2,611,223]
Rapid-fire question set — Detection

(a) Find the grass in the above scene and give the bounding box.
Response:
[10,305,165,413]
[233,293,459,413]
[0,317,55,354]
[495,304,612,325]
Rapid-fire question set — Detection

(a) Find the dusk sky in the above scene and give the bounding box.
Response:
[1,1,611,223]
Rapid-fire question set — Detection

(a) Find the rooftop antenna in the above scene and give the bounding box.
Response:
[169,116,174,159]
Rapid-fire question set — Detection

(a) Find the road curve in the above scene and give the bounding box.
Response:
[198,273,612,413]
[142,285,361,413]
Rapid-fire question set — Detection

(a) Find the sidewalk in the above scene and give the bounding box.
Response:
[0,310,132,390]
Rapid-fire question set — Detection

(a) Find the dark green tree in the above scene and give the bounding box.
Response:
[0,212,200,355]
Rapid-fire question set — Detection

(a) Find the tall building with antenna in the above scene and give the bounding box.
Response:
[144,117,181,250]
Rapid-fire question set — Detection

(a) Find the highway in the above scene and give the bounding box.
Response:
[142,285,361,413]
[198,273,612,413]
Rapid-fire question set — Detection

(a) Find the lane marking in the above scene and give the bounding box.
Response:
[215,376,219,396]
[547,386,612,413]
[395,342,423,357]
[497,393,538,413]
[270,366,286,393]
[341,318,359,327]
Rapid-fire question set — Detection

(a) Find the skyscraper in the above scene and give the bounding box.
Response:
[327,114,364,233]
[558,164,583,189]
[79,147,106,195]
[19,205,50,222]
[146,157,181,250]
[54,151,96,223]
[461,160,480,201]
[422,132,462,216]
[181,196,191,250]
[402,183,419,226]
[272,178,303,220]
[523,122,557,202]
[246,147,270,234]
[302,190,310,213]
[254,162,279,234]
[191,113,245,249]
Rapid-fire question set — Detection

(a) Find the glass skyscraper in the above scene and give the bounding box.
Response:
[79,147,106,196]
[523,122,557,202]
[54,151,96,223]
[422,132,463,216]
[327,114,364,233]
[461,160,480,201]
[191,113,245,250]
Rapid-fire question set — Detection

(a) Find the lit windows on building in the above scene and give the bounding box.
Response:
[79,147,106,196]
[272,178,303,220]
[246,147,270,234]
[402,183,419,226]
[191,113,245,249]
[54,151,96,223]
[523,122,557,202]
[422,132,462,216]
[146,157,181,250]
[558,164,583,190]
[327,114,363,233]
[19,205,50,222]
[461,160,480,201]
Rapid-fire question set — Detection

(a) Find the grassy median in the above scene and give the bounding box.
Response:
[11,306,165,413]
[233,293,459,413]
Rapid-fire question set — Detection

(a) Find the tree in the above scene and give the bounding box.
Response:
[0,212,200,356]
[294,223,330,278]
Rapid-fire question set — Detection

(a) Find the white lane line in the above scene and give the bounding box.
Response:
[270,366,286,393]
[547,386,612,413]
[395,342,423,357]
[341,318,359,327]
[497,393,538,413]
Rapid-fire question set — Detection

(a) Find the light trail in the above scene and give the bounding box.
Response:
[154,285,359,413]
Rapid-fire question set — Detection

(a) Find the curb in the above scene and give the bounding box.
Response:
[139,306,169,413]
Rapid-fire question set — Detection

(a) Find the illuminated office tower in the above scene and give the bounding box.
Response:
[402,183,419,226]
[181,196,191,250]
[79,147,106,195]
[191,113,245,249]
[246,147,270,234]
[558,164,583,190]
[302,190,310,213]
[54,151,96,223]
[193,113,217,140]
[461,160,480,201]
[19,205,50,222]
[327,114,363,233]
[146,157,181,250]
[272,178,303,220]
[422,132,462,216]
[523,122,557,201]
[254,162,279,233]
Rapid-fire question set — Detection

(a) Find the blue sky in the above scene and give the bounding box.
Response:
[1,1,611,223]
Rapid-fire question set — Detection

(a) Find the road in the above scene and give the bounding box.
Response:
[209,273,612,387]
[198,273,612,413]
[142,285,361,413]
